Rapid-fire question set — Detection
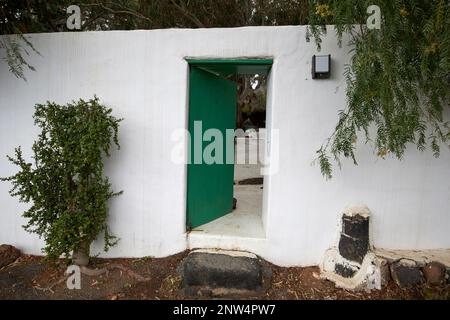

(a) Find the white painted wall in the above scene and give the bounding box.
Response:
[0,26,449,266]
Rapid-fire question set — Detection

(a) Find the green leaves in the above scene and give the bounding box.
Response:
[309,0,450,177]
[317,148,333,180]
[1,97,122,260]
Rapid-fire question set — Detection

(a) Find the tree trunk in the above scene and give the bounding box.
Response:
[72,241,90,266]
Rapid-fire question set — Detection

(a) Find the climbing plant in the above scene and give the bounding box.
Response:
[1,97,122,261]
[308,0,450,178]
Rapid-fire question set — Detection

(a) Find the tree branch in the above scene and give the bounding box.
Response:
[82,2,153,24]
[169,0,205,28]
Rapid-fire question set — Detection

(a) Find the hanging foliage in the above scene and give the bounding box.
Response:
[308,0,450,178]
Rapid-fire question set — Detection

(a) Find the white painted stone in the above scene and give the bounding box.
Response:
[319,205,388,291]
[343,205,371,218]
[320,247,388,291]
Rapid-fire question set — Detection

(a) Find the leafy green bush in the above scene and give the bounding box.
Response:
[1,97,122,261]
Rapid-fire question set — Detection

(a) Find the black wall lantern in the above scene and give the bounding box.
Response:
[312,54,331,79]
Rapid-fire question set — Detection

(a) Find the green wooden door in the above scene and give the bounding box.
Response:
[187,67,237,229]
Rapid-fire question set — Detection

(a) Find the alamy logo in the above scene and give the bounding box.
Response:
[170,123,279,176]
[66,265,81,289]
[66,5,81,30]
[367,5,381,30]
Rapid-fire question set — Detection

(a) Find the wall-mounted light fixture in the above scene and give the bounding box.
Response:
[312,54,331,79]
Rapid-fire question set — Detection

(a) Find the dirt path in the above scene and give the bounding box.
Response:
[0,251,448,300]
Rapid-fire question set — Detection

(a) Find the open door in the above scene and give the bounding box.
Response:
[187,67,237,229]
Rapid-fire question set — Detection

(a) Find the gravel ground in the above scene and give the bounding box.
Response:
[0,251,448,300]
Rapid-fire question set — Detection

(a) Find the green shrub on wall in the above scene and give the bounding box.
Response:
[1,97,122,263]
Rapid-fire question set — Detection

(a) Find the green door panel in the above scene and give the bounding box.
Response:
[187,59,273,77]
[187,67,237,229]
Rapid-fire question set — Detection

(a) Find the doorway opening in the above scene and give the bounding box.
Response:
[186,59,272,240]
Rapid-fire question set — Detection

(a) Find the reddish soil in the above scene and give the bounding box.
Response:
[0,251,448,300]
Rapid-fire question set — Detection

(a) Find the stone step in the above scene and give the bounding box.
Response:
[180,249,263,291]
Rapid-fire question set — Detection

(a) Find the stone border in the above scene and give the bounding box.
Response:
[320,206,450,291]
